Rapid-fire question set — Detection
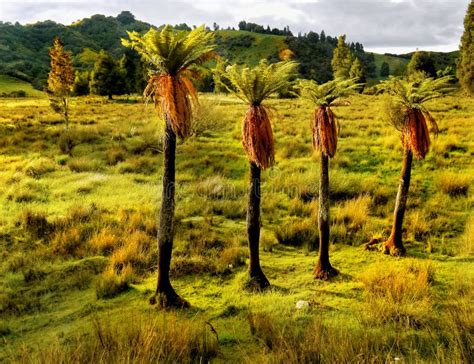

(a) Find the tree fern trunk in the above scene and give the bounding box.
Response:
[246,162,270,290]
[154,121,188,308]
[314,153,338,280]
[383,148,412,256]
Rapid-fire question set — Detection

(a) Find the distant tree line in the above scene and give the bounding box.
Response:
[237,21,293,36]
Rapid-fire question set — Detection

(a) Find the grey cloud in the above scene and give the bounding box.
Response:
[0,0,469,52]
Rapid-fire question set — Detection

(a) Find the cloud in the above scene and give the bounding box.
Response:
[0,0,469,53]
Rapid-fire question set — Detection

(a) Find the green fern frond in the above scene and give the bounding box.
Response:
[215,59,299,105]
[299,78,360,107]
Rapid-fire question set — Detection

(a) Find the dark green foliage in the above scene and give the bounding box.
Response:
[457,1,473,94]
[89,50,123,98]
[406,51,437,78]
[380,62,390,77]
[72,70,89,96]
[285,32,337,83]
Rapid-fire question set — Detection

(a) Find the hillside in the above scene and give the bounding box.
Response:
[0,11,460,91]
[0,75,45,97]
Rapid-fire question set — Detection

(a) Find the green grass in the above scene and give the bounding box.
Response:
[0,92,473,362]
[373,53,409,79]
[0,75,45,98]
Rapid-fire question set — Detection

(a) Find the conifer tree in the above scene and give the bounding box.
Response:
[331,35,353,79]
[380,62,390,78]
[349,57,366,88]
[457,1,473,95]
[47,37,74,130]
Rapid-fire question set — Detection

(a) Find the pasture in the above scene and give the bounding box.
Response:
[0,91,472,362]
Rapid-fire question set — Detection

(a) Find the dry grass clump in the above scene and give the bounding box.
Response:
[105,147,126,166]
[359,261,434,328]
[118,156,156,175]
[275,218,318,250]
[89,227,121,255]
[68,157,103,172]
[436,171,470,197]
[18,208,50,239]
[7,179,47,202]
[14,313,218,363]
[247,312,393,363]
[110,231,153,273]
[192,98,228,136]
[460,215,474,256]
[195,176,234,200]
[407,210,430,241]
[95,264,134,299]
[50,226,87,257]
[334,195,371,231]
[24,158,56,178]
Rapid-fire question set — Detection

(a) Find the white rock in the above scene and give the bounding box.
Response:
[295,300,309,309]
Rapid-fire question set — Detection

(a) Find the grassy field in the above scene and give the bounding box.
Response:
[0,75,45,98]
[0,89,473,362]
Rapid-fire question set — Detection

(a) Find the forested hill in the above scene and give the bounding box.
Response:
[0,11,458,91]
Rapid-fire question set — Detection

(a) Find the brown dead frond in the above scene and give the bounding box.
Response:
[144,74,197,139]
[404,108,431,159]
[312,106,339,157]
[242,105,275,169]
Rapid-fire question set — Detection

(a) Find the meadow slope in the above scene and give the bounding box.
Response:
[0,91,473,362]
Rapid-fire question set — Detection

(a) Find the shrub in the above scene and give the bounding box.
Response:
[55,154,69,166]
[436,172,470,197]
[95,265,132,299]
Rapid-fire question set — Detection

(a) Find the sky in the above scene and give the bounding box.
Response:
[0,0,469,54]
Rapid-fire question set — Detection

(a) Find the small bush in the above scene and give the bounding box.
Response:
[192,98,227,136]
[436,172,470,197]
[55,154,69,166]
[95,265,133,299]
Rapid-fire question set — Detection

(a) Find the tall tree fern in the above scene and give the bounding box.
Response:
[123,25,215,308]
[377,76,453,255]
[216,59,298,290]
[299,78,360,279]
